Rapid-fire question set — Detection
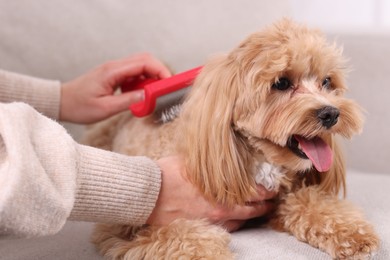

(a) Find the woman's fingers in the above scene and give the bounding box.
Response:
[208,200,275,225]
[230,201,276,220]
[106,53,172,87]
[249,185,278,201]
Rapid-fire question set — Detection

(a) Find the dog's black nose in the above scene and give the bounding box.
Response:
[317,106,340,128]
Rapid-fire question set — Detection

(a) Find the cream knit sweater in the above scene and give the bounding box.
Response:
[0,69,161,237]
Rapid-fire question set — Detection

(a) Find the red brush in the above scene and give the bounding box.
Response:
[121,66,203,117]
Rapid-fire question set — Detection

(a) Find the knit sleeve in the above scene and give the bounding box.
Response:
[0,69,61,119]
[69,145,161,226]
[0,102,161,237]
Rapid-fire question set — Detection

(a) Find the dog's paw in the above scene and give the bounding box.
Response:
[275,187,380,260]
[330,223,379,260]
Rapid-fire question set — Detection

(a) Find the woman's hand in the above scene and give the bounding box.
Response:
[60,53,171,123]
[148,156,277,232]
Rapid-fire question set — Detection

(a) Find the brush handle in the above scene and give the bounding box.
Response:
[121,66,203,117]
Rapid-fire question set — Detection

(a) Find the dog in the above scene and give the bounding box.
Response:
[84,19,379,259]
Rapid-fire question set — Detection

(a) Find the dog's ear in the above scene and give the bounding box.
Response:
[178,56,257,206]
[306,135,346,197]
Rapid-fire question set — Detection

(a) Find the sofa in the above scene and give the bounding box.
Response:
[1,1,389,259]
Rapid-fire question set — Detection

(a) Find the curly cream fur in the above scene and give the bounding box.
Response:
[84,19,379,259]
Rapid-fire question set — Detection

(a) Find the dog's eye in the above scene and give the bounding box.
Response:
[272,77,291,91]
[322,77,331,89]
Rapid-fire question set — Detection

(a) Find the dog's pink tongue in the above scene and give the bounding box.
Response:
[294,135,333,172]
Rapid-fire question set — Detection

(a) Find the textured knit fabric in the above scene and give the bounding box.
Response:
[0,69,61,119]
[0,69,161,237]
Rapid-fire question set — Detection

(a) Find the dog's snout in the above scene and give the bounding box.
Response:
[317,106,340,128]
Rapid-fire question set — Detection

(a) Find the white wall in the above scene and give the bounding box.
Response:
[289,0,390,34]
[0,0,389,173]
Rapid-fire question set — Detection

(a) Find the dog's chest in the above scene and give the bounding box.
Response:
[252,159,285,191]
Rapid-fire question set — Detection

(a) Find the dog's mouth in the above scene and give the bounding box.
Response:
[287,135,333,172]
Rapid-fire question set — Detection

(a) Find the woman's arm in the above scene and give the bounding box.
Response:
[0,102,161,237]
[0,69,61,119]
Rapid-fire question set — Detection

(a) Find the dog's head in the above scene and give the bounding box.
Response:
[179,19,363,205]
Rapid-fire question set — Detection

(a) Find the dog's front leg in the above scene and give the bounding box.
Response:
[270,186,379,259]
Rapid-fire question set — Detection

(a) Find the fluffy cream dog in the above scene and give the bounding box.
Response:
[85,19,379,259]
